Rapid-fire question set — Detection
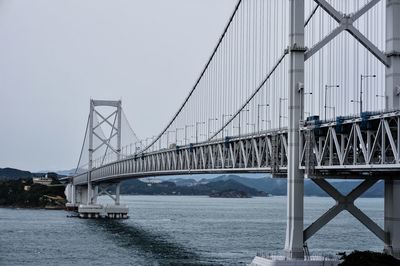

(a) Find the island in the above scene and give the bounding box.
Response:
[209,190,252,198]
[0,170,66,209]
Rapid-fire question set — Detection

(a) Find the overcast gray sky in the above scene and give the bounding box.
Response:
[0,0,235,171]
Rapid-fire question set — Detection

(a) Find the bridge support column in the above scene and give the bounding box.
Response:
[385,0,400,110]
[99,182,128,219]
[284,0,305,260]
[75,185,87,205]
[384,180,400,258]
[65,183,79,210]
[71,184,76,205]
[384,1,400,258]
[87,100,95,205]
[77,182,128,219]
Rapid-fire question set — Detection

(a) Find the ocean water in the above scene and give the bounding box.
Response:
[0,196,384,266]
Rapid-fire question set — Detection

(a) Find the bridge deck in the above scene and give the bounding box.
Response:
[72,111,400,185]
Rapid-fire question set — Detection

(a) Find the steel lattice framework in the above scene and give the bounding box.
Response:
[65,0,400,261]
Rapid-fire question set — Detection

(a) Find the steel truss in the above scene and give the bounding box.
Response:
[305,0,388,66]
[95,182,121,206]
[73,130,289,185]
[300,111,400,177]
[72,111,400,185]
[304,178,385,242]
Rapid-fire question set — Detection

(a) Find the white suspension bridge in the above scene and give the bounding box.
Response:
[64,0,400,264]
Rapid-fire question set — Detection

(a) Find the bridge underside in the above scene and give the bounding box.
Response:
[72,167,400,187]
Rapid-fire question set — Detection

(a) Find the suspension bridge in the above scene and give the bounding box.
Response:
[64,0,400,264]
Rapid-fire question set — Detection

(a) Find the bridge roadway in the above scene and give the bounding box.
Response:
[72,109,400,186]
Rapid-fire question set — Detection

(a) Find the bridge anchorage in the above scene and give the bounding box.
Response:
[64,0,400,264]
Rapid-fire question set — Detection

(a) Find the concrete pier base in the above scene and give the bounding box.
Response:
[77,204,129,219]
[104,204,129,219]
[65,203,79,211]
[78,204,103,219]
[249,256,339,266]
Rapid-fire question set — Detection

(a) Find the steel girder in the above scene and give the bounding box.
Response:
[300,111,400,177]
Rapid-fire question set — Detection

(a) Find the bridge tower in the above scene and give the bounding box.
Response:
[253,0,400,265]
[285,0,305,260]
[385,0,400,257]
[77,100,128,218]
[87,100,122,205]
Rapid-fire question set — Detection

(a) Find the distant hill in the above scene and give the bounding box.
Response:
[204,175,288,195]
[0,168,33,180]
[121,178,268,196]
[0,167,384,197]
[172,175,384,198]
[168,178,198,187]
[0,167,65,180]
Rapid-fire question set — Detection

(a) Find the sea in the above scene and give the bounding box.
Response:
[0,196,384,266]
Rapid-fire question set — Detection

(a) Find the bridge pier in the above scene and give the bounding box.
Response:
[384,180,400,258]
[76,182,128,219]
[65,183,78,211]
[65,182,128,218]
[65,184,91,209]
[97,182,129,219]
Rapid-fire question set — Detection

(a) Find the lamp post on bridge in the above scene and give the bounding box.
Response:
[238,109,249,136]
[195,121,205,143]
[279,97,288,129]
[376,94,386,107]
[326,106,336,118]
[207,118,218,139]
[324,85,339,120]
[350,99,361,114]
[184,125,194,145]
[134,140,143,153]
[151,136,156,151]
[302,92,312,120]
[175,128,183,145]
[360,74,376,114]
[247,123,256,133]
[166,130,173,149]
[222,114,232,139]
[145,137,153,150]
[262,119,271,130]
[257,104,269,134]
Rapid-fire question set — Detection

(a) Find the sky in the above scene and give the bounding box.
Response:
[0,0,235,171]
